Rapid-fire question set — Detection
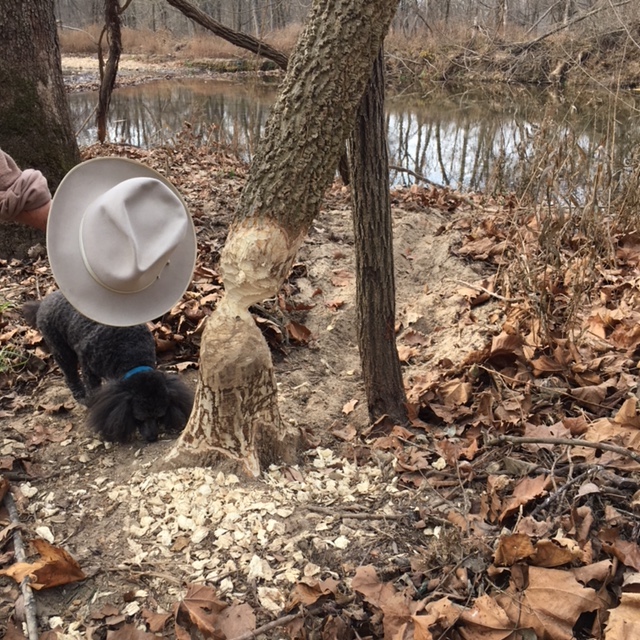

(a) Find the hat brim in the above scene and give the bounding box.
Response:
[47,157,196,326]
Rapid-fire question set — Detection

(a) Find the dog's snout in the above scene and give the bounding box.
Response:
[140,421,159,442]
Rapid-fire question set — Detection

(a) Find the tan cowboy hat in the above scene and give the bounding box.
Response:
[47,157,196,326]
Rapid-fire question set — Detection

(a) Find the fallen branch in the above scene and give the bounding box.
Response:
[389,164,445,189]
[486,434,640,465]
[3,490,39,640]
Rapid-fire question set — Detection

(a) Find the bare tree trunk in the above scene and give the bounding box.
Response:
[0,0,79,186]
[97,0,122,143]
[349,49,407,425]
[97,0,131,143]
[166,0,401,475]
[0,0,80,258]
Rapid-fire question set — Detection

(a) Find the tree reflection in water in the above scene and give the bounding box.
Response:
[68,80,640,194]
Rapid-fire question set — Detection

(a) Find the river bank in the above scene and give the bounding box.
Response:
[62,22,640,96]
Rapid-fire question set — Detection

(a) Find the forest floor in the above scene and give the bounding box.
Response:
[1,59,640,640]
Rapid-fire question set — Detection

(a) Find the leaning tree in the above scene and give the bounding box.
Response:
[166,0,403,475]
[165,0,407,427]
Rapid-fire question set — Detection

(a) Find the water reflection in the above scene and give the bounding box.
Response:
[68,79,640,193]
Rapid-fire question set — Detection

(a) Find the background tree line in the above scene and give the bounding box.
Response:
[54,0,632,40]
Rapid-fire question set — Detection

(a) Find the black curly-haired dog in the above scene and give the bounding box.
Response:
[23,291,193,443]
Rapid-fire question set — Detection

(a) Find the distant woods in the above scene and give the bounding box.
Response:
[54,0,640,45]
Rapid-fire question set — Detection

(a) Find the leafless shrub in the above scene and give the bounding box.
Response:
[497,88,640,344]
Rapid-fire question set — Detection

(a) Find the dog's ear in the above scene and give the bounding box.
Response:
[86,382,136,442]
[163,376,194,432]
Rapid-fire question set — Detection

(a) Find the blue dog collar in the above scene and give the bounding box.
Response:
[122,366,154,380]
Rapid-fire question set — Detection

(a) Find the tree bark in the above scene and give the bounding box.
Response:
[0,0,79,184]
[167,0,401,475]
[0,0,80,257]
[349,49,407,425]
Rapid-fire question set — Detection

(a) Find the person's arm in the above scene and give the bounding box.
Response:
[14,201,50,231]
[0,150,51,231]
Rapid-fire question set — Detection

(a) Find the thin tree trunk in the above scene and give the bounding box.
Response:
[349,49,407,425]
[166,0,401,475]
[97,0,131,143]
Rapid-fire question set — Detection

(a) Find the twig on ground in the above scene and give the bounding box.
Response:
[229,597,355,640]
[305,505,407,520]
[107,565,184,586]
[228,612,303,640]
[486,434,640,465]
[4,490,39,640]
[530,468,595,518]
[450,278,524,303]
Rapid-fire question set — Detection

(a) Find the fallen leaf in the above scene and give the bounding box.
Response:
[217,603,256,639]
[494,533,535,566]
[497,566,602,640]
[0,539,85,590]
[342,399,358,415]
[106,625,157,640]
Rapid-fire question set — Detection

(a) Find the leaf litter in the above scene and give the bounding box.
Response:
[1,133,640,639]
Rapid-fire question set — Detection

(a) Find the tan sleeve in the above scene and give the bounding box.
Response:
[0,150,51,222]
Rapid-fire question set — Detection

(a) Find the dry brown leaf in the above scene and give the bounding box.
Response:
[285,321,312,345]
[613,397,640,429]
[352,565,414,639]
[531,539,581,568]
[342,399,358,415]
[490,332,522,358]
[439,379,472,407]
[3,620,27,640]
[141,609,171,633]
[397,344,419,362]
[497,566,602,640]
[600,529,640,571]
[457,594,514,640]
[216,603,256,639]
[106,625,157,640]
[499,475,551,522]
[287,577,339,609]
[604,591,640,639]
[0,539,85,590]
[174,583,227,638]
[494,533,535,566]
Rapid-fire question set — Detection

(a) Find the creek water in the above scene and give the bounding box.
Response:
[68,77,640,193]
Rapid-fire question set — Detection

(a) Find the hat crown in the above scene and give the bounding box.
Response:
[79,177,187,294]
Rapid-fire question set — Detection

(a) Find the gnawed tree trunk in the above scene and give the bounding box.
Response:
[0,0,80,258]
[349,49,407,425]
[167,0,401,475]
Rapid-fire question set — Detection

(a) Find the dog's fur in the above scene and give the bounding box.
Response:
[23,291,193,443]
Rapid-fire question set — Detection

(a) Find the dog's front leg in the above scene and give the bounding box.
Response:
[50,345,87,404]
